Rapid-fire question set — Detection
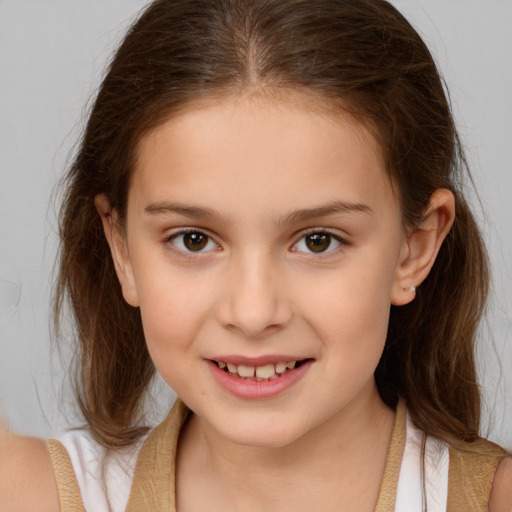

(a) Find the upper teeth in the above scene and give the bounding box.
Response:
[216,360,299,379]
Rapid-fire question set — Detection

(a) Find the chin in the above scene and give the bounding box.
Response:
[217,421,306,449]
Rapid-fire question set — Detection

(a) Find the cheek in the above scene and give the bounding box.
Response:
[297,248,396,359]
[302,256,394,320]
[134,266,216,373]
[307,285,390,361]
[309,283,390,399]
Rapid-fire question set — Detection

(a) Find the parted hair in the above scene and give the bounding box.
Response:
[55,0,488,448]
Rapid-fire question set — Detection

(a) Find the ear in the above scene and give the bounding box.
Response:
[391,188,455,306]
[94,194,139,307]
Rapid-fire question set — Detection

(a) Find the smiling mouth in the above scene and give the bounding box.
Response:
[212,359,311,382]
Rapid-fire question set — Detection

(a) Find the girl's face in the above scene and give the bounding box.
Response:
[115,95,411,448]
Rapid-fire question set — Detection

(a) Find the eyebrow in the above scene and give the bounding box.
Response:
[144,202,217,220]
[143,199,372,224]
[278,200,373,226]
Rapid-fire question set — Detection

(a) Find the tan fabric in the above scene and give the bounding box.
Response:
[375,400,407,512]
[446,438,505,512]
[46,438,87,512]
[125,398,189,512]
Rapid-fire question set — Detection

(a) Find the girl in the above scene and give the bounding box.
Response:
[1,0,511,510]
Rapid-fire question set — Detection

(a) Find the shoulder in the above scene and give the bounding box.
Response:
[447,436,510,512]
[489,455,512,512]
[0,430,60,512]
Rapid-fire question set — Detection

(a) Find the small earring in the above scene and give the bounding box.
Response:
[404,286,416,293]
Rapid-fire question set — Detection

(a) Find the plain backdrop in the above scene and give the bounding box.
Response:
[0,0,511,447]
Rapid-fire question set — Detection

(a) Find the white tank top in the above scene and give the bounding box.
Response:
[58,429,146,512]
[59,411,449,512]
[395,414,449,511]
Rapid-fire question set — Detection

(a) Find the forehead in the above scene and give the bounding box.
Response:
[129,94,397,223]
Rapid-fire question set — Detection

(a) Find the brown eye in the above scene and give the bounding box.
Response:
[305,233,332,252]
[293,232,343,254]
[170,231,217,253]
[183,232,208,251]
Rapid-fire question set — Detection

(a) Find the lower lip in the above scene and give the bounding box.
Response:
[207,359,313,399]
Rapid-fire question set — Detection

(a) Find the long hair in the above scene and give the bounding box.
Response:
[55,0,487,448]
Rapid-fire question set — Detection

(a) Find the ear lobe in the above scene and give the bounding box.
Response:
[94,194,139,307]
[391,188,455,306]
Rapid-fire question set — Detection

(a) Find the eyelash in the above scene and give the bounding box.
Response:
[165,228,349,257]
[165,228,220,256]
[291,228,349,256]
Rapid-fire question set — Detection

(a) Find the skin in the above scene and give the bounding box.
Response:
[1,93,511,511]
[0,432,59,512]
[98,93,456,511]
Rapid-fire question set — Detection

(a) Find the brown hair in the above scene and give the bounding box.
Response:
[55,0,487,448]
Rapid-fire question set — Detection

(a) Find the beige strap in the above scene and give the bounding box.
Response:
[374,400,407,512]
[447,437,505,511]
[125,399,189,512]
[46,439,86,512]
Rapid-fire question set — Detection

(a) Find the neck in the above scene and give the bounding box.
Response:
[177,383,395,512]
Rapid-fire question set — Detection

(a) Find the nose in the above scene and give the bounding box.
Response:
[215,251,293,339]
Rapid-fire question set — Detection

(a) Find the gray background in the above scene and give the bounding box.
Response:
[0,0,511,446]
